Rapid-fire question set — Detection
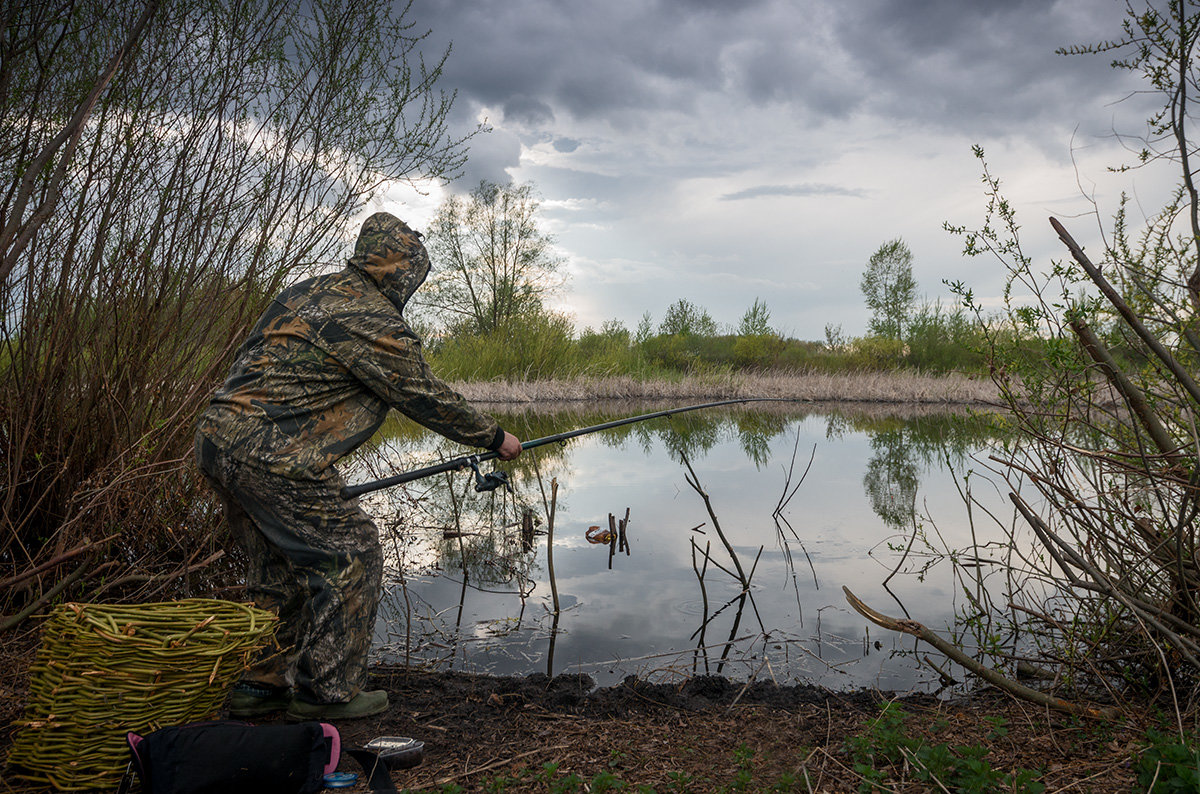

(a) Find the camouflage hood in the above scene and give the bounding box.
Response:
[346,212,430,314]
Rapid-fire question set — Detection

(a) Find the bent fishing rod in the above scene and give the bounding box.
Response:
[342,397,807,499]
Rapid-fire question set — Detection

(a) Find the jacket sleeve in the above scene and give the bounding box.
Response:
[339,321,504,451]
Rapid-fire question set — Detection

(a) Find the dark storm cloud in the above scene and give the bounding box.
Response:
[417,1,717,120]
[410,0,1149,192]
[415,0,866,131]
[721,183,868,201]
[503,95,555,127]
[829,0,1140,135]
[417,0,1135,138]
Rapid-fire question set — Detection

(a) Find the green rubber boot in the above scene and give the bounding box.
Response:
[227,684,293,718]
[286,689,389,721]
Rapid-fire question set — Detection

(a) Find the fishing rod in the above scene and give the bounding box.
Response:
[342,397,806,499]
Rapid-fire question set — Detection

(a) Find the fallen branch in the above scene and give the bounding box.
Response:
[0,563,110,632]
[1052,216,1200,409]
[431,743,573,786]
[1069,318,1179,459]
[842,586,1118,720]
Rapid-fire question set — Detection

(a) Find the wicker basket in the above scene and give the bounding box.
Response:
[6,599,276,790]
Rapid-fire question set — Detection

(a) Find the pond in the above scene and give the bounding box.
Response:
[353,402,1019,694]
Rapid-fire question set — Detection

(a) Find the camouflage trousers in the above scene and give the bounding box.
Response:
[195,433,382,703]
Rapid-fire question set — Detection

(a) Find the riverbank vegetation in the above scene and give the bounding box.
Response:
[853,0,1200,752]
[421,294,994,382]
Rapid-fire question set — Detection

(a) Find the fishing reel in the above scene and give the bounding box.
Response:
[467,456,512,493]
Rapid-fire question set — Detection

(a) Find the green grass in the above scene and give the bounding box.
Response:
[843,703,1044,793]
[1136,729,1200,792]
[421,750,800,793]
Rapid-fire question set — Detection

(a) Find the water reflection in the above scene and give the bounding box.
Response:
[680,451,763,677]
[863,426,921,530]
[361,403,1006,692]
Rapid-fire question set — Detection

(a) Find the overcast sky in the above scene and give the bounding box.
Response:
[365,0,1170,340]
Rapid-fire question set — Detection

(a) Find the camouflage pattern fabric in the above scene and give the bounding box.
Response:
[197,212,503,479]
[195,212,506,703]
[196,435,381,702]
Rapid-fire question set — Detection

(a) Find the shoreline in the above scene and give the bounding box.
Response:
[450,371,1005,408]
[331,667,1133,792]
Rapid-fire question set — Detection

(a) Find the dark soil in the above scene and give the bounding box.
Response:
[0,636,1145,793]
[326,667,1138,792]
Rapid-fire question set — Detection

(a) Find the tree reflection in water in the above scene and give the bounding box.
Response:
[365,403,1006,689]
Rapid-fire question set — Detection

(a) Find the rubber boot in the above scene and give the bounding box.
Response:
[286,689,389,721]
[227,683,293,718]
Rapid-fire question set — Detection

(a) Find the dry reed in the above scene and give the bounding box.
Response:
[451,371,1003,406]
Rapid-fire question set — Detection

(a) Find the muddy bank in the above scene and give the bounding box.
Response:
[0,651,1142,793]
[358,668,886,722]
[326,667,1135,792]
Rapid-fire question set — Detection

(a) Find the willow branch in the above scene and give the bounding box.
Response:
[1070,318,1179,458]
[1051,216,1200,409]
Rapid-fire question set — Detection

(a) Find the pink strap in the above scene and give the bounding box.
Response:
[321,723,341,776]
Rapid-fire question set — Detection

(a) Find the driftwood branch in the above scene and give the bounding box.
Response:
[842,585,1118,720]
[0,563,111,632]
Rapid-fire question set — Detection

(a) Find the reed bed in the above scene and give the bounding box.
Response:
[451,370,1003,406]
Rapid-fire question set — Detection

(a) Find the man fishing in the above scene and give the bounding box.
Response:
[195,212,522,721]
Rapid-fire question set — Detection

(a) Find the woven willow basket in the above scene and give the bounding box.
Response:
[6,598,276,791]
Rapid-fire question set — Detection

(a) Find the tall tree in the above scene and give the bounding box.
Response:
[737,298,773,336]
[659,298,716,336]
[860,238,918,339]
[417,181,564,335]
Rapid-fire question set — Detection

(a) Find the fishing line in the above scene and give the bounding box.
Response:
[342,397,811,499]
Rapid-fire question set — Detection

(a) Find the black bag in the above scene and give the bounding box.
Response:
[118,720,344,794]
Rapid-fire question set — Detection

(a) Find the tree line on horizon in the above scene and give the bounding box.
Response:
[411,180,1002,381]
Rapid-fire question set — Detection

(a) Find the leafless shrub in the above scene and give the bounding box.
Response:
[902,2,1200,719]
[0,0,469,623]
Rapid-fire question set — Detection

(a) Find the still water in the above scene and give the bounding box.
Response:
[355,403,1015,694]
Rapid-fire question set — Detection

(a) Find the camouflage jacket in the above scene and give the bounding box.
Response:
[197,213,503,479]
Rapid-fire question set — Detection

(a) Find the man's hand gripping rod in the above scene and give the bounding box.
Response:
[341,397,802,500]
